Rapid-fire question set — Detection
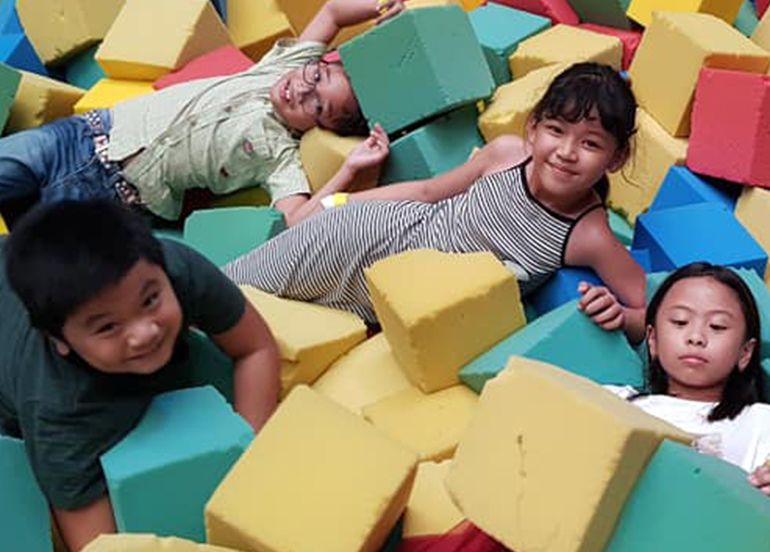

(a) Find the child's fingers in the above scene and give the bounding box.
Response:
[598,311,624,331]
[592,303,623,325]
[579,287,612,313]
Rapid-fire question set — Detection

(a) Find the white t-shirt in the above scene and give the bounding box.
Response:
[606,386,770,473]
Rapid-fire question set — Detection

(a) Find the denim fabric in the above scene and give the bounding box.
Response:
[0,109,120,206]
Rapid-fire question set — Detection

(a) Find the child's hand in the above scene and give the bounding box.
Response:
[344,123,390,174]
[748,463,770,496]
[577,281,625,331]
[375,0,405,24]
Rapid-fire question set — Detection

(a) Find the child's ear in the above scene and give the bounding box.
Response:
[49,336,71,357]
[737,338,757,372]
[646,324,657,358]
[607,145,630,173]
[525,118,537,146]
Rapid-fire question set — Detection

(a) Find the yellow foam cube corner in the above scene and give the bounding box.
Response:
[83,534,239,552]
[509,25,622,80]
[206,385,418,552]
[0,214,7,235]
[96,0,232,80]
[227,0,294,61]
[16,0,125,65]
[366,250,526,393]
[627,0,743,28]
[73,79,154,114]
[446,356,690,552]
[478,63,567,143]
[735,187,770,284]
[313,334,413,415]
[300,128,375,193]
[607,108,688,223]
[241,286,367,394]
[753,7,770,52]
[6,71,84,133]
[363,385,478,461]
[403,460,464,538]
[629,11,770,137]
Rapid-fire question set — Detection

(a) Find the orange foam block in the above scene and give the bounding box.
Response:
[687,68,770,188]
[153,45,253,90]
[577,23,642,70]
[489,0,578,25]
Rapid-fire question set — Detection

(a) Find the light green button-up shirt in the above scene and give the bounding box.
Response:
[109,39,326,220]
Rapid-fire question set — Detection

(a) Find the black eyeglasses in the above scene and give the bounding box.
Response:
[300,60,329,121]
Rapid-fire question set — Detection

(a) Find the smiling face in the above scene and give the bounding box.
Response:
[648,276,756,402]
[270,61,359,133]
[55,259,183,375]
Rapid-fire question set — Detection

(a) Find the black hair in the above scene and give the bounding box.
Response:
[645,262,762,421]
[4,200,165,338]
[529,62,637,202]
[323,60,369,137]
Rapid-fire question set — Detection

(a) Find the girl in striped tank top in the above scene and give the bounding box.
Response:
[226,63,647,343]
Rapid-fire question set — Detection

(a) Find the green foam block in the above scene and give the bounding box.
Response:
[0,61,20,132]
[64,45,106,90]
[459,299,643,393]
[609,208,633,246]
[569,0,632,30]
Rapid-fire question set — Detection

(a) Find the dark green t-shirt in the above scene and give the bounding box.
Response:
[0,238,245,509]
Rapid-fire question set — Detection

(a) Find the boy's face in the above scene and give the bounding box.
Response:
[54,259,183,375]
[270,61,358,133]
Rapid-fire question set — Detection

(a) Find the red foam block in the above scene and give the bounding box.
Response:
[758,0,769,18]
[577,23,642,70]
[488,0,578,25]
[153,45,254,90]
[687,67,770,188]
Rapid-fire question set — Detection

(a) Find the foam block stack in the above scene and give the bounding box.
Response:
[569,0,633,29]
[627,0,743,27]
[0,0,46,75]
[648,165,738,213]
[72,78,153,114]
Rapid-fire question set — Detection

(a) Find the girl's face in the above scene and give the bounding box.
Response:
[648,276,756,402]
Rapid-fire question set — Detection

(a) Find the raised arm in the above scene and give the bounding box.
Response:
[300,0,405,45]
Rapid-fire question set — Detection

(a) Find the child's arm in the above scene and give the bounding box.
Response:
[300,0,405,45]
[210,302,281,432]
[53,496,116,552]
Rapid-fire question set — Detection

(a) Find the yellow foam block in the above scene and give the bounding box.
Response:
[227,0,294,61]
[509,25,622,80]
[6,71,84,133]
[83,534,238,552]
[627,0,742,27]
[753,7,770,52]
[446,356,690,552]
[206,385,418,552]
[210,186,271,208]
[403,460,464,538]
[629,11,770,137]
[313,334,413,415]
[0,214,7,235]
[478,63,567,143]
[459,0,484,10]
[299,128,376,193]
[363,385,478,462]
[96,0,232,80]
[366,249,526,393]
[241,286,367,395]
[72,79,154,115]
[16,0,125,65]
[735,187,770,284]
[607,108,688,223]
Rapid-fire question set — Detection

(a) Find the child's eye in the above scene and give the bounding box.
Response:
[313,69,321,83]
[95,322,118,335]
[670,319,687,327]
[584,140,602,150]
[710,324,727,331]
[546,124,562,134]
[144,291,160,309]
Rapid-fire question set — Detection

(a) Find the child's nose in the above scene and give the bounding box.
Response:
[686,328,706,346]
[557,139,577,159]
[127,319,160,349]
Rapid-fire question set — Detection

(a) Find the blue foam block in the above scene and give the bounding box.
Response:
[210,0,226,22]
[525,267,602,319]
[632,203,768,276]
[460,299,644,393]
[0,0,22,34]
[101,386,253,542]
[0,34,46,75]
[0,435,51,552]
[63,45,105,89]
[468,3,550,85]
[649,166,738,213]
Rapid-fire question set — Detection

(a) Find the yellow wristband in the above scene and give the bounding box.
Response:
[332,192,349,207]
[376,0,390,15]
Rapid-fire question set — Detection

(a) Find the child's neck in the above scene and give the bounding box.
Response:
[667,381,723,403]
[525,162,597,218]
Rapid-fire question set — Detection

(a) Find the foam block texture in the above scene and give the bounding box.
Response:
[83,534,239,551]
[627,0,743,27]
[0,60,20,130]
[649,165,738,212]
[488,0,578,25]
[226,0,293,61]
[299,128,374,193]
[525,267,603,318]
[73,78,154,114]
[154,45,252,90]
[63,45,105,89]
[0,32,47,75]
[569,0,633,29]
[735,186,770,282]
[754,4,770,49]
[402,460,464,538]
[6,70,84,132]
[578,23,642,70]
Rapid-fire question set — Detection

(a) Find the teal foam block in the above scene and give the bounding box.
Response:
[0,61,19,131]
[568,0,632,30]
[735,0,759,36]
[605,440,770,551]
[183,206,285,267]
[380,105,483,184]
[64,45,105,89]
[761,358,770,402]
[460,299,644,393]
[608,208,633,246]
[186,329,234,404]
[468,3,550,85]
[101,386,253,542]
[0,436,52,552]
[339,6,495,134]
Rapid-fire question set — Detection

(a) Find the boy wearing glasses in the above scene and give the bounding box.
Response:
[0,0,401,226]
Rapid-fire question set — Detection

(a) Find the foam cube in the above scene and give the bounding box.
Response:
[569,0,633,29]
[629,11,769,137]
[206,385,418,552]
[227,0,293,61]
[735,0,760,37]
[468,3,550,85]
[687,68,770,187]
[0,61,20,130]
[447,357,690,552]
[605,441,770,551]
[96,0,232,80]
[63,45,105,89]
[209,186,270,208]
[380,105,484,184]
[83,534,239,551]
[312,334,413,415]
[754,5,770,49]
[101,387,253,542]
[363,385,478,461]
[525,267,603,318]
[154,45,252,90]
[403,461,464,538]
[240,286,367,394]
[0,33,47,75]
[632,203,768,275]
[339,6,494,134]
[183,207,285,267]
[299,128,375,193]
[366,250,526,393]
[184,329,236,404]
[509,24,622,79]
[16,0,125,65]
[0,435,51,552]
[459,299,644,393]
[607,108,689,223]
[735,186,770,282]
[628,0,743,27]
[6,70,84,133]
[0,213,7,235]
[609,209,634,246]
[650,165,738,212]
[275,0,369,49]
[0,0,22,34]
[73,78,154,114]
[578,23,642,70]
[488,0,578,24]
[760,0,770,18]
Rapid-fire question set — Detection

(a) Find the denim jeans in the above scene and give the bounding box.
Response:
[0,109,121,206]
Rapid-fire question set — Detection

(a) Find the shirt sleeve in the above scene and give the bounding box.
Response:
[251,38,326,74]
[264,131,312,203]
